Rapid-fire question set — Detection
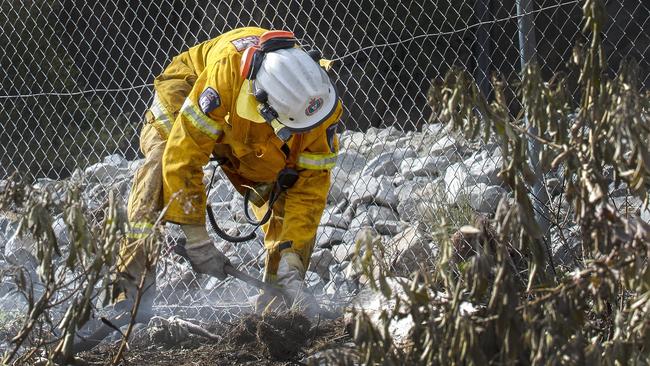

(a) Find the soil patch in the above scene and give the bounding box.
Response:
[254,312,311,360]
[78,313,350,365]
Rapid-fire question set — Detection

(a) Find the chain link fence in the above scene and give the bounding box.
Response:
[1,0,649,325]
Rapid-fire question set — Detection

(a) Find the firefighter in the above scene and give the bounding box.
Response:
[116,27,342,316]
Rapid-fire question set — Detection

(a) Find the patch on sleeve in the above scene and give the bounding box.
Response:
[199,87,221,114]
[326,123,339,152]
[231,35,260,52]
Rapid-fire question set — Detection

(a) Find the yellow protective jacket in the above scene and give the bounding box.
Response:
[155,27,342,251]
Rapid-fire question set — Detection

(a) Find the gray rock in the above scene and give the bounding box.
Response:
[3,231,42,296]
[332,243,356,263]
[339,131,368,152]
[301,350,330,365]
[203,276,221,291]
[316,226,346,248]
[361,148,417,177]
[367,205,400,223]
[367,137,412,160]
[467,184,507,213]
[336,150,367,175]
[323,279,353,298]
[392,174,406,187]
[52,217,70,247]
[233,242,258,266]
[443,162,470,205]
[374,176,399,208]
[349,211,370,229]
[363,127,380,141]
[257,247,267,268]
[602,165,615,183]
[228,196,248,223]
[330,260,352,276]
[377,126,404,141]
[305,271,324,292]
[33,177,57,190]
[400,156,450,179]
[641,209,650,224]
[207,219,247,242]
[0,258,12,297]
[344,175,399,209]
[342,226,376,246]
[207,180,234,204]
[396,181,441,222]
[128,159,144,173]
[421,123,445,136]
[319,206,351,229]
[219,241,243,267]
[349,277,414,344]
[84,159,130,184]
[309,249,336,281]
[546,177,563,197]
[374,220,407,236]
[551,225,582,267]
[103,154,128,167]
[206,202,231,218]
[203,163,227,185]
[612,195,644,215]
[551,194,574,219]
[343,175,379,207]
[328,167,349,204]
[0,218,15,253]
[4,231,38,268]
[395,181,422,221]
[428,135,462,160]
[412,176,436,184]
[465,149,503,186]
[608,181,628,198]
[386,226,433,275]
[329,261,350,284]
[396,200,418,223]
[444,154,505,209]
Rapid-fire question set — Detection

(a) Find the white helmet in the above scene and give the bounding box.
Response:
[236,46,338,132]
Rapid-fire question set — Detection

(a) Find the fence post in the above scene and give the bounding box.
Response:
[516,0,550,236]
[474,0,493,99]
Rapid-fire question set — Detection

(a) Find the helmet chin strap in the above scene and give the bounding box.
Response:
[254,84,292,142]
[257,102,291,141]
[270,119,292,142]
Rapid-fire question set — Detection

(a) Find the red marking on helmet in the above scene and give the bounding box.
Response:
[305,97,324,116]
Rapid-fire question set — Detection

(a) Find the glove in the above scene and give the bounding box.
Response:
[180,224,230,280]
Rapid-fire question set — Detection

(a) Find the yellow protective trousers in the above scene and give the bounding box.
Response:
[250,194,317,283]
[115,115,165,306]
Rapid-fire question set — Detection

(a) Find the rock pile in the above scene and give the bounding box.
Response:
[1,123,647,325]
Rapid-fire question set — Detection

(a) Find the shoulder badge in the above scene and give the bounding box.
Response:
[231,35,260,52]
[199,87,221,114]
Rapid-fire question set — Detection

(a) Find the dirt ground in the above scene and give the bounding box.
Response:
[77,313,351,366]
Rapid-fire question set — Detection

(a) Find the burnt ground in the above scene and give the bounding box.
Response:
[77,313,352,366]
